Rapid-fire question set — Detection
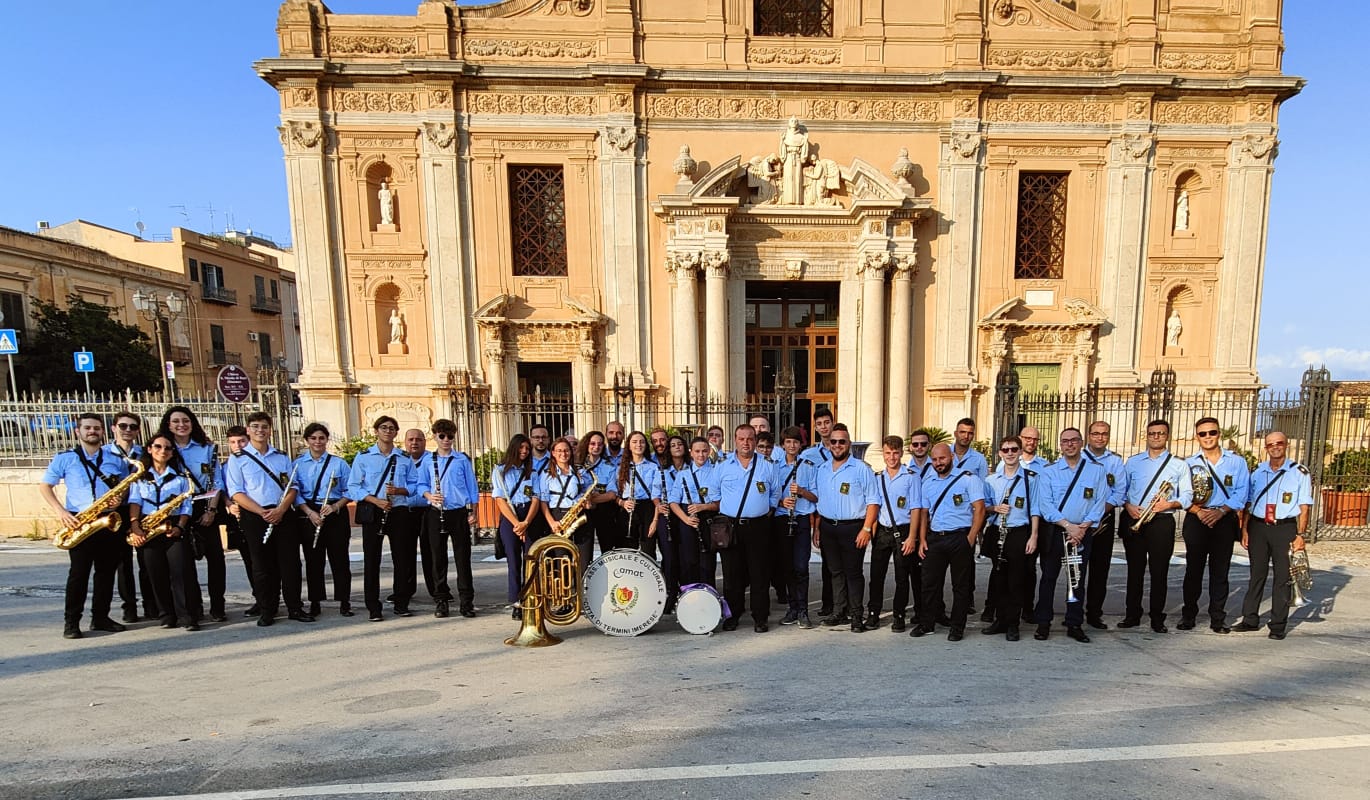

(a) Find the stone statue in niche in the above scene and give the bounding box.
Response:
[387,308,408,354]
[778,117,810,205]
[378,180,395,228]
[1166,309,1183,351]
[1174,189,1189,232]
[748,118,844,207]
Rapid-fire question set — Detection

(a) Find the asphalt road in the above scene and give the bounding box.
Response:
[2,538,1367,800]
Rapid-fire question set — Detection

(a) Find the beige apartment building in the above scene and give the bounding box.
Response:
[0,221,302,398]
[256,0,1301,444]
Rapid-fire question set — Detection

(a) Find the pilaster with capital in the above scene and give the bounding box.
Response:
[886,250,918,433]
[418,114,473,378]
[932,127,983,392]
[599,123,647,381]
[702,249,730,401]
[1213,135,1278,386]
[856,250,891,445]
[1095,131,1155,387]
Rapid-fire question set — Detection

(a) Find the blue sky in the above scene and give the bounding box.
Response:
[0,1,1361,388]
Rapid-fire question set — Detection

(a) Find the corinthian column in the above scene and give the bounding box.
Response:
[858,251,890,448]
[886,251,917,434]
[703,251,730,402]
[666,251,701,400]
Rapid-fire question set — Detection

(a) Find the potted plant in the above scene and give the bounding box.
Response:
[473,446,505,538]
[1321,449,1370,526]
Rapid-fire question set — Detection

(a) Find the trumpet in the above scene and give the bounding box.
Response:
[1132,480,1175,531]
[1063,536,1084,603]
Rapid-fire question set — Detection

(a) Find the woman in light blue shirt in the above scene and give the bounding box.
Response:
[128,433,197,631]
[492,433,540,613]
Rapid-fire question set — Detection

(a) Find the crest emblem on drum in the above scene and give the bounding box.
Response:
[611,584,639,614]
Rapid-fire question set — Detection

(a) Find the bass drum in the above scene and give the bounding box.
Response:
[582,549,667,637]
[676,583,726,635]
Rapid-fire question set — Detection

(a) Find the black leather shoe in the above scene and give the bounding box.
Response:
[1005,628,1020,642]
[980,610,996,623]
[982,621,1006,635]
[460,607,476,618]
[1086,617,1109,630]
[287,610,316,623]
[245,605,261,617]
[63,624,82,640]
[1116,618,1141,629]
[210,612,228,623]
[257,614,275,627]
[908,624,931,638]
[890,615,906,633]
[394,607,413,618]
[309,602,321,617]
[721,617,739,631]
[754,622,769,633]
[368,611,383,622]
[340,605,355,617]
[91,618,126,633]
[122,611,140,623]
[1034,624,1050,641]
[1211,624,1231,634]
[865,612,880,629]
[1232,621,1261,632]
[850,620,867,633]
[1067,626,1090,643]
[1176,619,1196,631]
[947,629,964,642]
[936,613,953,627]
[817,606,833,617]
[1268,630,1287,640]
[822,613,850,627]
[185,623,201,632]
[1151,623,1169,634]
[434,601,450,619]
[160,617,177,629]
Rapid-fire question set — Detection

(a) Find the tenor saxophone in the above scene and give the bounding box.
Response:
[54,458,146,550]
[128,473,198,547]
[1132,480,1175,531]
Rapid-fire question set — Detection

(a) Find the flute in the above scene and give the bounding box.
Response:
[312,468,336,549]
[263,461,300,544]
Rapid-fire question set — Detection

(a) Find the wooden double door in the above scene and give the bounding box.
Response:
[744,281,839,436]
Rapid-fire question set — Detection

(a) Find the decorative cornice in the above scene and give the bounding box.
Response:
[1159,50,1238,72]
[807,98,938,123]
[464,39,597,59]
[748,46,842,66]
[985,100,1110,124]
[470,92,597,116]
[330,35,417,56]
[648,95,783,120]
[337,91,416,114]
[987,48,1112,70]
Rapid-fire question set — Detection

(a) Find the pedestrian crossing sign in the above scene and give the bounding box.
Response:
[0,329,16,355]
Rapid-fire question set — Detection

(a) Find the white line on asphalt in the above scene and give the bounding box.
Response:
[114,734,1370,800]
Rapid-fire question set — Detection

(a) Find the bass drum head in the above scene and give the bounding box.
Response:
[582,549,667,637]
[676,585,723,635]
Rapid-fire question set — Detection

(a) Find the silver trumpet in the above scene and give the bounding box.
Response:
[1063,535,1084,603]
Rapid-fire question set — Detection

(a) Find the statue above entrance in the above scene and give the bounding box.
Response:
[747,118,843,208]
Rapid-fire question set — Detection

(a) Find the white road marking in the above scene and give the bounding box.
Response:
[114,734,1370,800]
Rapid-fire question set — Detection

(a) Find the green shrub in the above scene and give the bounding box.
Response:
[337,432,376,465]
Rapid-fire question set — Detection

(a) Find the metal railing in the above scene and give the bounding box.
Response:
[206,349,242,367]
[251,294,282,314]
[201,285,238,305]
[168,346,193,365]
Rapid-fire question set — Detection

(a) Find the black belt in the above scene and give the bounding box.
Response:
[1255,516,1299,525]
[723,515,768,524]
[820,517,864,526]
[930,527,971,537]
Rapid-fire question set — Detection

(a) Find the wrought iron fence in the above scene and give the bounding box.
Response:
[992,367,1370,540]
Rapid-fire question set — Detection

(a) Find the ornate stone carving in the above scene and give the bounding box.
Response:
[422,121,456,151]
[664,250,701,276]
[465,39,596,59]
[891,147,915,187]
[743,118,844,207]
[1119,133,1153,162]
[1242,135,1277,160]
[986,100,1110,124]
[289,87,316,107]
[545,0,593,16]
[992,1,1016,22]
[1129,99,1148,119]
[957,97,976,117]
[987,49,1112,70]
[338,91,416,114]
[785,259,805,280]
[578,338,600,364]
[1010,146,1084,156]
[672,145,697,186]
[330,35,417,56]
[949,132,983,160]
[748,46,841,66]
[702,250,729,278]
[1252,103,1272,122]
[603,126,636,153]
[281,120,323,149]
[806,98,939,123]
[731,227,854,243]
[483,337,505,366]
[471,93,596,116]
[893,252,919,278]
[1155,103,1231,125]
[649,95,783,120]
[494,139,576,151]
[1159,51,1237,71]
[1167,147,1219,158]
[430,89,452,108]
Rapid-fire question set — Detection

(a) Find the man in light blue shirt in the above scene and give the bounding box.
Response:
[1235,431,1312,640]
[701,424,778,632]
[912,443,985,641]
[980,435,1042,641]
[1179,417,1250,634]
[1121,418,1194,633]
[867,435,926,633]
[415,418,479,619]
[227,412,306,627]
[1036,428,1109,643]
[800,407,836,616]
[812,424,880,632]
[1082,420,1126,630]
[346,415,414,621]
[951,418,989,478]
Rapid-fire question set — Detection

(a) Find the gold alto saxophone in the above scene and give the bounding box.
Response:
[1132,480,1176,531]
[128,473,198,547]
[559,472,601,539]
[54,457,146,550]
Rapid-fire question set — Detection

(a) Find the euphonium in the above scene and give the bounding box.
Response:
[1132,479,1175,531]
[128,473,198,547]
[558,472,601,539]
[1290,547,1314,605]
[1190,464,1213,508]
[53,457,146,550]
[505,525,582,647]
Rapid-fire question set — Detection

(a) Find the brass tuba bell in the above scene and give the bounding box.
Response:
[505,532,582,647]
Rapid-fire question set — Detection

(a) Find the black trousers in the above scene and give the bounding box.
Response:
[64,529,123,624]
[240,508,304,618]
[818,519,866,617]
[720,516,772,624]
[302,504,352,606]
[1085,508,1117,622]
[428,507,474,608]
[776,514,813,613]
[414,504,433,598]
[769,515,790,603]
[590,502,620,556]
[115,537,155,618]
[1240,518,1298,634]
[226,512,256,596]
[1181,510,1239,625]
[920,530,974,630]
[1035,526,1090,628]
[817,512,835,611]
[188,498,227,618]
[987,524,1034,628]
[620,501,658,561]
[364,507,416,614]
[676,515,715,588]
[142,533,195,625]
[868,524,914,617]
[656,509,679,603]
[1121,513,1176,624]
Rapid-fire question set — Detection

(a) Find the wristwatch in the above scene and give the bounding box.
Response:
[861,526,872,533]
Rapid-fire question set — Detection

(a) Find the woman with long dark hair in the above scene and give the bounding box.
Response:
[658,434,689,611]
[576,431,619,555]
[492,433,541,617]
[127,433,197,631]
[540,437,594,572]
[156,406,224,622]
[615,431,661,559]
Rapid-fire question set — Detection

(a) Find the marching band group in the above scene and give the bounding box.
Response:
[43,406,1312,643]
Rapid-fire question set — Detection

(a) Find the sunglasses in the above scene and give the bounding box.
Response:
[1196,430,1220,438]
[829,438,850,445]
[999,446,1019,453]
[115,422,140,431]
[910,442,929,447]
[436,433,454,440]
[148,443,172,451]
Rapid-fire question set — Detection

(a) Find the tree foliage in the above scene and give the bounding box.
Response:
[19,295,160,393]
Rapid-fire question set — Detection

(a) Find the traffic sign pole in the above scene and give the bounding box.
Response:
[6,354,15,400]
[0,328,18,399]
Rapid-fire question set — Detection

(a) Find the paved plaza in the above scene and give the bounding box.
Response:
[2,538,1368,800]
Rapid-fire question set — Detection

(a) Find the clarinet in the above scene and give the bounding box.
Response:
[313,470,336,549]
[379,469,396,534]
[994,475,1017,567]
[263,461,300,544]
[628,460,640,552]
[432,450,446,539]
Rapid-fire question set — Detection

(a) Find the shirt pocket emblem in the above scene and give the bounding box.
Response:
[839,482,850,495]
[1014,496,1025,508]
[953,494,964,506]
[700,487,709,497]
[1084,487,1095,500]
[523,485,534,497]
[1281,492,1292,504]
[756,482,766,493]
[897,497,907,508]
[1224,474,1233,487]
[1106,474,1115,487]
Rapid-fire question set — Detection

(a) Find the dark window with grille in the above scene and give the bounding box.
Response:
[754,0,833,37]
[1015,172,1069,280]
[509,165,569,277]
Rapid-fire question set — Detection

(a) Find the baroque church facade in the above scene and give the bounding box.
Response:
[257,0,1300,443]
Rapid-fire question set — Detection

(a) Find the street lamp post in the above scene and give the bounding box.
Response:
[132,289,186,401]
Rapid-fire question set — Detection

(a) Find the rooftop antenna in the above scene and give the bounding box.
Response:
[129,207,143,237]
[201,202,217,234]
[169,204,189,228]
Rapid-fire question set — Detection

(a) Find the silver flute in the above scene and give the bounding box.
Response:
[263,461,300,544]
[312,471,337,549]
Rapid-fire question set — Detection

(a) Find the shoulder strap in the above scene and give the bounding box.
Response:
[688,467,705,504]
[1056,461,1086,512]
[310,454,331,502]
[734,456,759,517]
[879,471,899,524]
[74,447,117,492]
[243,450,287,488]
[371,454,396,497]
[1137,453,1173,506]
[176,448,207,493]
[929,472,965,518]
[1200,456,1231,500]
[1250,468,1287,507]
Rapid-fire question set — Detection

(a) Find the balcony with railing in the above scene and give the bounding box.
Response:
[206,349,242,367]
[202,285,238,305]
[169,346,193,365]
[251,293,282,314]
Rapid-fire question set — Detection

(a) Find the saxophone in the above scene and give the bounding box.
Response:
[128,473,198,546]
[558,471,601,539]
[1132,480,1175,531]
[54,457,146,550]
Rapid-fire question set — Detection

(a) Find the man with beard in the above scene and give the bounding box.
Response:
[604,420,626,467]
[911,443,984,641]
[404,428,435,600]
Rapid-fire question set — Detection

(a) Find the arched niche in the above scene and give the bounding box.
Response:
[374,281,408,355]
[364,160,400,231]
[1163,284,1198,356]
[1172,169,1204,236]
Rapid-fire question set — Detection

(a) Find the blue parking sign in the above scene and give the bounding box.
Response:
[0,329,16,355]
[73,351,95,373]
